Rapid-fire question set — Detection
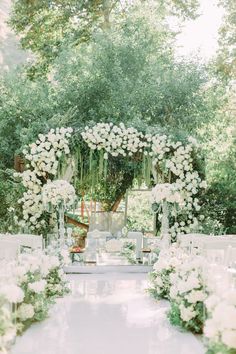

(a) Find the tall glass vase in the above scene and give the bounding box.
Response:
[160,200,170,249]
[58,204,65,246]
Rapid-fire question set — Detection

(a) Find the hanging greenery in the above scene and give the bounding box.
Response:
[15,123,207,238]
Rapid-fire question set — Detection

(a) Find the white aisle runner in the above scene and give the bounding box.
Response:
[12,274,205,354]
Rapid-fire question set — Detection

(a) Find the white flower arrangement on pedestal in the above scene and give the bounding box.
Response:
[167,256,208,334]
[42,180,75,210]
[204,290,236,353]
[151,183,184,205]
[148,245,188,300]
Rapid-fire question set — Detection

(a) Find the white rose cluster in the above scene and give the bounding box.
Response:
[204,290,236,350]
[42,179,75,209]
[151,183,184,205]
[16,127,73,231]
[82,122,145,158]
[0,247,69,351]
[149,245,188,299]
[28,280,47,294]
[168,256,207,332]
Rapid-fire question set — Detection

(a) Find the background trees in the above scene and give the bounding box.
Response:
[9,0,200,77]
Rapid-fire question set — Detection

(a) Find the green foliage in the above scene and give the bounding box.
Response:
[148,269,173,300]
[126,191,154,232]
[168,301,205,334]
[0,73,53,169]
[206,343,236,354]
[120,241,137,264]
[45,267,70,298]
[9,0,200,76]
[199,86,236,234]
[53,25,210,134]
[0,169,23,233]
[216,0,236,79]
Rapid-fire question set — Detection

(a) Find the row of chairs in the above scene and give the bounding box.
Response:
[178,233,236,265]
[0,234,43,260]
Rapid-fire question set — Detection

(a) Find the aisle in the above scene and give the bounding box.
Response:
[12,274,205,354]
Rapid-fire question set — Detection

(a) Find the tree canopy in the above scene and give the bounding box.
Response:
[9,0,200,76]
[216,0,236,79]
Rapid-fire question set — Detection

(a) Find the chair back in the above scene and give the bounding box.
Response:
[0,240,20,260]
[224,245,236,266]
[0,234,43,250]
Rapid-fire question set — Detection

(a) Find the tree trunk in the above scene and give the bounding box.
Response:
[65,215,89,231]
[111,194,124,212]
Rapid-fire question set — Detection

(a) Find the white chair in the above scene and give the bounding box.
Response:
[178,234,208,253]
[224,245,236,267]
[0,234,43,250]
[200,239,236,264]
[0,240,20,260]
[127,232,143,259]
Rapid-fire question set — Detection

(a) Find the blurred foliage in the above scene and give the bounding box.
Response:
[126,190,154,232]
[0,169,24,232]
[216,0,236,79]
[9,0,200,77]
[199,81,236,234]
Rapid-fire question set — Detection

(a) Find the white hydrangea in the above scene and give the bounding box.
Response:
[28,280,47,294]
[179,304,197,322]
[151,183,184,205]
[204,289,236,349]
[17,303,35,321]
[42,179,75,209]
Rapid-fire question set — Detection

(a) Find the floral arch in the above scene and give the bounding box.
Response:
[16,123,207,240]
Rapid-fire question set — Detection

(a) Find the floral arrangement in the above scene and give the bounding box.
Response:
[0,298,16,354]
[120,240,137,264]
[148,245,188,300]
[204,290,236,353]
[151,183,184,205]
[15,123,206,238]
[167,256,208,334]
[81,123,144,158]
[82,123,207,239]
[42,180,75,209]
[15,127,73,231]
[0,247,70,352]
